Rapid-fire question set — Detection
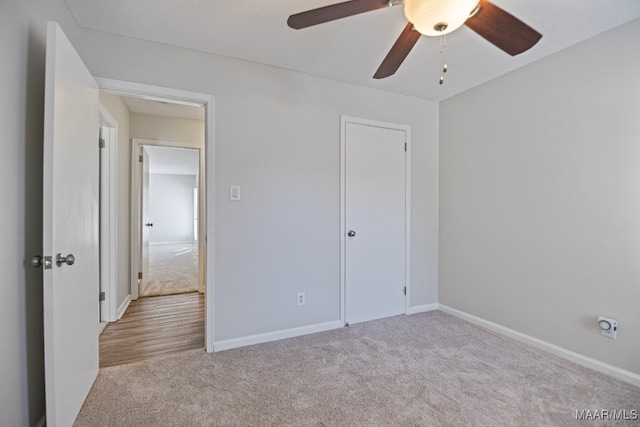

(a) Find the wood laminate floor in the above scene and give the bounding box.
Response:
[100,292,204,368]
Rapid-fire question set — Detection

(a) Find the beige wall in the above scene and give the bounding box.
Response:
[130,114,205,145]
[439,19,640,375]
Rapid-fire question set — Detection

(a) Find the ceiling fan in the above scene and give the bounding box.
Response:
[287,0,542,79]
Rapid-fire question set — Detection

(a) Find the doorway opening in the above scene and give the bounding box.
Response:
[96,81,214,366]
[137,144,201,298]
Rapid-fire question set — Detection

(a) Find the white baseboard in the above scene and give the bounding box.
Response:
[35,413,46,427]
[406,303,439,315]
[439,304,640,388]
[98,321,108,335]
[116,295,131,320]
[214,320,343,352]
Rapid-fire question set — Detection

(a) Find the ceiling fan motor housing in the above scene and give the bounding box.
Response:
[404,0,479,36]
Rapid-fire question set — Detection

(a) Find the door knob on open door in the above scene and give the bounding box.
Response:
[145,223,154,227]
[347,230,356,237]
[56,253,75,267]
[31,255,53,269]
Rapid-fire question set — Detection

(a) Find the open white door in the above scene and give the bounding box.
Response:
[141,146,151,294]
[43,22,99,426]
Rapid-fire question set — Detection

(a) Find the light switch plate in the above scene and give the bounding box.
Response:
[229,185,241,201]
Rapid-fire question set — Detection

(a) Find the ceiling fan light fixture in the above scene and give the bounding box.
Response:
[289,0,543,79]
[404,0,479,36]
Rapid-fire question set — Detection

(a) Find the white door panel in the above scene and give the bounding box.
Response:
[141,147,150,294]
[43,21,99,426]
[345,122,406,324]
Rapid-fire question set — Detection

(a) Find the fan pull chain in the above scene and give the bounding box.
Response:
[439,34,448,85]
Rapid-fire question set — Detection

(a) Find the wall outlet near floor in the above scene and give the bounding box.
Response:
[598,316,617,339]
[297,292,305,306]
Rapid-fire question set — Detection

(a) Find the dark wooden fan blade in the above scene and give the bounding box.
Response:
[465,0,542,56]
[373,22,421,79]
[287,0,389,29]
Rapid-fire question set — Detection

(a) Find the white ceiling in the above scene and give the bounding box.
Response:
[145,146,199,176]
[65,0,640,101]
[120,95,204,121]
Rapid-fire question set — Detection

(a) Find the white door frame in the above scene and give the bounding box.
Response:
[135,144,151,300]
[96,78,215,353]
[339,115,411,325]
[99,106,118,322]
[131,139,205,298]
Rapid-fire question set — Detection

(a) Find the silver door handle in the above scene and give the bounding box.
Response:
[31,255,53,269]
[56,253,75,267]
[347,230,356,237]
[31,255,42,268]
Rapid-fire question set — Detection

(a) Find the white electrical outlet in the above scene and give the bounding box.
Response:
[598,316,617,339]
[297,292,305,306]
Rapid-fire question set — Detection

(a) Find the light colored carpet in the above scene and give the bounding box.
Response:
[141,242,198,297]
[75,311,639,426]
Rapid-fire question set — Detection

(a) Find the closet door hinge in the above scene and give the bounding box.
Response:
[404,142,407,152]
[139,155,144,163]
[99,138,105,148]
[403,286,407,296]
[99,291,105,301]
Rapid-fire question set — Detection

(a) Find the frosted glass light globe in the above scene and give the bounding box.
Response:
[404,0,479,36]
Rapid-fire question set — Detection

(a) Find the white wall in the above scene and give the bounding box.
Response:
[79,29,440,343]
[99,93,131,313]
[149,173,197,243]
[0,1,80,425]
[440,19,640,375]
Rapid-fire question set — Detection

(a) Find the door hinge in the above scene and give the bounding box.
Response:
[139,155,144,163]
[99,138,105,148]
[99,291,105,301]
[404,142,407,152]
[403,286,407,296]
[138,272,143,280]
